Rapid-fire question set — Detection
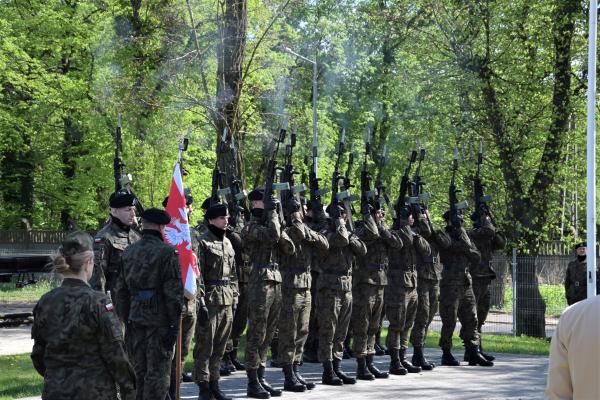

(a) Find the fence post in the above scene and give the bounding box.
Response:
[512,247,517,336]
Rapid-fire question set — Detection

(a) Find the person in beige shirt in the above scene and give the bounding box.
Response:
[545,294,600,399]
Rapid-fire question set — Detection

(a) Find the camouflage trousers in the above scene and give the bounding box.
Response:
[385,286,417,350]
[438,283,479,350]
[192,304,233,382]
[225,281,248,353]
[245,281,282,369]
[277,287,311,365]
[351,283,385,357]
[410,278,440,347]
[125,324,173,400]
[471,278,492,332]
[316,288,352,362]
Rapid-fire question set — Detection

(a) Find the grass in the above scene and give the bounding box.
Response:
[498,284,568,318]
[0,354,43,400]
[0,279,58,304]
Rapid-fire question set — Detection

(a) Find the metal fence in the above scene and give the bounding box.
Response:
[428,251,570,338]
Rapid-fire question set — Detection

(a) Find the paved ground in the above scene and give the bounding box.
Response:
[0,325,33,356]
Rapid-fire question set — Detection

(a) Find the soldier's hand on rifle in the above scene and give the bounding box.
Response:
[287,197,302,214]
[264,196,278,211]
[361,200,373,216]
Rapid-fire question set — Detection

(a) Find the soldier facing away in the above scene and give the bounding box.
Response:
[194,203,238,400]
[90,191,141,294]
[31,231,136,400]
[115,208,184,400]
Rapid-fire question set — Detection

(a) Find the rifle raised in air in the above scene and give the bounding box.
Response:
[449,147,469,229]
[113,113,144,216]
[473,140,493,221]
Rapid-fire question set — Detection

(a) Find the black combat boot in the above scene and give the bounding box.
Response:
[258,365,282,397]
[366,354,389,378]
[219,360,231,376]
[293,362,315,389]
[411,346,434,370]
[322,360,344,385]
[388,349,408,375]
[479,341,495,362]
[343,336,354,359]
[302,342,319,363]
[230,349,245,371]
[270,338,282,368]
[467,346,494,367]
[209,380,231,400]
[222,352,236,373]
[182,372,194,382]
[333,358,356,384]
[374,329,387,356]
[198,381,215,400]
[356,356,375,380]
[441,349,460,366]
[399,348,422,373]
[246,369,270,399]
[282,364,306,392]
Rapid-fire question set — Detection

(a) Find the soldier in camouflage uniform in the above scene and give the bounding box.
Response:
[564,242,600,305]
[91,192,141,294]
[437,211,492,367]
[277,206,328,392]
[193,203,238,400]
[410,208,451,370]
[31,231,136,400]
[317,204,366,386]
[351,206,402,380]
[115,208,184,400]
[467,212,506,362]
[386,206,431,375]
[241,189,295,399]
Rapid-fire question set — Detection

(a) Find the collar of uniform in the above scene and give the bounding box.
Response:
[111,216,131,232]
[142,229,163,241]
[62,278,90,287]
[208,224,226,241]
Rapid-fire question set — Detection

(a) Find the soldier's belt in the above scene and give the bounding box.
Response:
[254,263,279,270]
[389,264,416,271]
[284,266,309,274]
[420,256,439,264]
[135,288,157,300]
[206,279,230,286]
[366,263,386,271]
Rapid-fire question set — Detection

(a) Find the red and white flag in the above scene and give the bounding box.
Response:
[163,162,199,299]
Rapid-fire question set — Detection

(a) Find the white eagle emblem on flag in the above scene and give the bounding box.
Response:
[164,207,192,250]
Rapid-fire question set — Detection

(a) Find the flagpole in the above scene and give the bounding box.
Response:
[586,0,597,299]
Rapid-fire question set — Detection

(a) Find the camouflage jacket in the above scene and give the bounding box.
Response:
[280,212,329,289]
[318,218,366,292]
[438,226,481,286]
[468,215,506,280]
[31,278,136,400]
[354,215,403,286]
[90,217,141,293]
[388,223,431,288]
[417,218,451,281]
[564,258,600,305]
[241,209,295,284]
[115,230,183,327]
[229,214,252,284]
[197,225,238,306]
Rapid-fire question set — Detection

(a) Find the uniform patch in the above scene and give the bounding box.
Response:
[105,303,114,311]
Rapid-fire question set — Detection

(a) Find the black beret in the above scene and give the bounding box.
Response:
[109,191,135,208]
[141,208,171,225]
[60,231,93,256]
[206,203,228,220]
[201,197,212,211]
[574,241,587,250]
[162,195,193,208]
[248,189,264,201]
